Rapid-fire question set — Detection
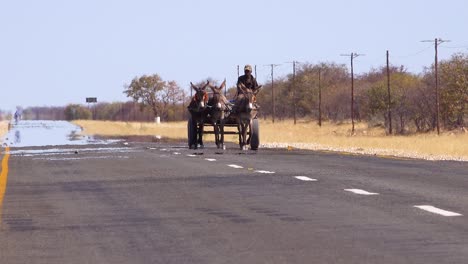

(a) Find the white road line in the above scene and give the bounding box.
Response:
[294,176,317,181]
[173,152,181,155]
[344,189,379,195]
[160,148,168,151]
[205,158,216,161]
[414,205,462,217]
[228,164,243,169]
[187,154,197,157]
[254,170,275,174]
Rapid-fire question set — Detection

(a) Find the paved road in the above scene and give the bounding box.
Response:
[1,121,467,263]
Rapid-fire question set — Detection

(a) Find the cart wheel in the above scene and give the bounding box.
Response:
[187,117,194,148]
[250,118,259,150]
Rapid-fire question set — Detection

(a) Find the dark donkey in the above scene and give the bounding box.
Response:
[233,83,262,150]
[207,80,228,149]
[187,81,209,149]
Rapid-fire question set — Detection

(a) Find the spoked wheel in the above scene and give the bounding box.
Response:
[250,118,259,150]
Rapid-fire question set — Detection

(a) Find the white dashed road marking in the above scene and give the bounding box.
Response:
[173,152,181,155]
[228,164,243,169]
[294,176,317,181]
[187,154,197,157]
[205,158,216,161]
[344,189,379,195]
[414,205,462,217]
[254,170,275,174]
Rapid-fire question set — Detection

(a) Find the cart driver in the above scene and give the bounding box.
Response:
[236,64,259,96]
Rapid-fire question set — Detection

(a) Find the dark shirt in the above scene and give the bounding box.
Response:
[236,74,258,95]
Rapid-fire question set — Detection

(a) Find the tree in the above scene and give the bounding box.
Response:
[160,80,183,121]
[123,74,166,119]
[64,104,92,120]
[439,53,468,128]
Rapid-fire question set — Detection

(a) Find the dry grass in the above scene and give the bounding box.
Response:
[259,119,468,160]
[0,121,8,140]
[74,119,468,161]
[74,120,189,139]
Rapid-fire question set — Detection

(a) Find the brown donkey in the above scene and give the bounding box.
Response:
[187,81,209,149]
[207,80,228,149]
[233,83,262,150]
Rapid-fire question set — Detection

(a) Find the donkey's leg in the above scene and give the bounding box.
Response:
[191,119,198,149]
[237,120,243,149]
[198,122,204,149]
[246,119,252,145]
[220,120,225,150]
[239,120,245,150]
[213,121,220,148]
[242,121,249,150]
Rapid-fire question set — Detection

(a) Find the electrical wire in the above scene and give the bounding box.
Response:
[392,44,434,58]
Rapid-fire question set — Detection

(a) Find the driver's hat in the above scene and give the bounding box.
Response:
[244,64,252,72]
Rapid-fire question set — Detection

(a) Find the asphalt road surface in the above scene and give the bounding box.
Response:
[1,121,467,263]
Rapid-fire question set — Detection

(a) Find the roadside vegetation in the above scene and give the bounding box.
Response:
[0,121,8,140]
[74,119,468,161]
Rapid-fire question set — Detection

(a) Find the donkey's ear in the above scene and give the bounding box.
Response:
[220,79,226,90]
[208,84,217,92]
[254,85,262,95]
[190,82,198,90]
[238,83,247,94]
[238,82,247,91]
[201,80,210,90]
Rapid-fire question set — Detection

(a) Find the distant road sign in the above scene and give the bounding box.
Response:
[86,97,97,103]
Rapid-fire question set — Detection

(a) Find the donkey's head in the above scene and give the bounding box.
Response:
[236,83,262,112]
[189,81,209,111]
[208,79,227,111]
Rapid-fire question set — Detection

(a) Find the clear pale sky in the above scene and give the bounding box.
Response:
[1,0,467,111]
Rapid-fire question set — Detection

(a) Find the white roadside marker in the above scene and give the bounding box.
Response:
[414,205,462,217]
[205,158,216,161]
[228,164,243,169]
[254,170,275,174]
[295,176,317,181]
[344,189,379,195]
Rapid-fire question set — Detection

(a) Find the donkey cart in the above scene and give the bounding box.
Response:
[187,107,260,150]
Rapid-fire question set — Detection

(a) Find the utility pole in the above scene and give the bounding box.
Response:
[286,61,299,124]
[237,65,240,78]
[421,38,450,135]
[265,64,281,123]
[341,53,364,134]
[254,65,257,79]
[182,90,186,120]
[318,67,322,127]
[386,50,392,134]
[293,61,297,124]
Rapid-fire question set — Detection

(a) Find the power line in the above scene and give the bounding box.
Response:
[439,44,468,49]
[392,44,434,58]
